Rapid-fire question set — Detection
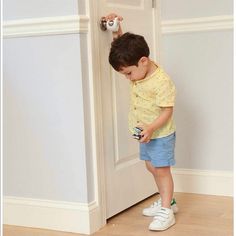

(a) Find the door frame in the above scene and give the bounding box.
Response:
[86,0,162,229]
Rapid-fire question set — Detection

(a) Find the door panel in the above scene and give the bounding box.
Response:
[98,0,160,218]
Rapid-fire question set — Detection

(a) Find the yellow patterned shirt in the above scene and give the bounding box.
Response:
[128,65,176,139]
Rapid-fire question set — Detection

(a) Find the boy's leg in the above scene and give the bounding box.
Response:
[145,161,176,231]
[153,166,174,208]
[145,161,174,208]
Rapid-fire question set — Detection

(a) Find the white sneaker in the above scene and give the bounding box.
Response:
[142,198,178,216]
[149,207,175,231]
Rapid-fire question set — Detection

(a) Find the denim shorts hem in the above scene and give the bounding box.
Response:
[151,159,176,168]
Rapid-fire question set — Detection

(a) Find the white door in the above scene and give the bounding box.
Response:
[98,0,160,218]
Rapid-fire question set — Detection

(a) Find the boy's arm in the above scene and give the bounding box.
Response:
[104,13,123,39]
[112,25,123,40]
[139,107,173,143]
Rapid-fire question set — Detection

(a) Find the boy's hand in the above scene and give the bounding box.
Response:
[104,13,123,22]
[138,107,173,143]
[138,124,155,143]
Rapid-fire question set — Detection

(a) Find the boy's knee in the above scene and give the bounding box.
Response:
[145,162,171,177]
[145,161,155,174]
[154,167,170,178]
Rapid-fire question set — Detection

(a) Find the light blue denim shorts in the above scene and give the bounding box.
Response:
[140,132,176,167]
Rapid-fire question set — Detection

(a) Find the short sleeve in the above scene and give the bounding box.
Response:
[156,78,176,107]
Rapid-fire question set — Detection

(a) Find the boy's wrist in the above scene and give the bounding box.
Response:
[112,32,119,40]
[112,26,123,39]
[147,124,156,133]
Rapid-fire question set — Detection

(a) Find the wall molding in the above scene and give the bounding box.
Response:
[3,14,233,38]
[162,15,233,34]
[3,197,101,235]
[172,168,233,197]
[3,169,233,234]
[3,15,89,38]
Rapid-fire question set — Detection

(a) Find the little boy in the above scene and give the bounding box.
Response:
[105,13,178,231]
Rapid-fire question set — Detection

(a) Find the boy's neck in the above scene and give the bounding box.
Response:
[145,59,158,78]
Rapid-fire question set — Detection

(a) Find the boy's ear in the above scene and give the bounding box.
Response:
[139,56,149,65]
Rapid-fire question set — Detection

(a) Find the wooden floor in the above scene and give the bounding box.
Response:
[4,193,233,236]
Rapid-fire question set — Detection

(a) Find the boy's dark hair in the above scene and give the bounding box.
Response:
[109,32,150,71]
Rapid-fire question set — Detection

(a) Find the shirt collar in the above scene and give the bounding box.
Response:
[134,63,160,84]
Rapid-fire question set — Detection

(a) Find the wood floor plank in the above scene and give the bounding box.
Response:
[3,193,233,236]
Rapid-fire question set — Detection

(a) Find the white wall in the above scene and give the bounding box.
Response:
[160,0,233,171]
[161,0,233,20]
[3,0,85,20]
[4,35,91,202]
[3,0,95,204]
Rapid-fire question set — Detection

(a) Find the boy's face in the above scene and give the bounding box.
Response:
[119,57,149,81]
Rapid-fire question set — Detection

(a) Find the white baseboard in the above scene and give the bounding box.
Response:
[3,14,233,38]
[3,168,233,234]
[172,168,233,197]
[3,197,103,235]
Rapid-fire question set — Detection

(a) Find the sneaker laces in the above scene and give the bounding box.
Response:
[153,209,169,223]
